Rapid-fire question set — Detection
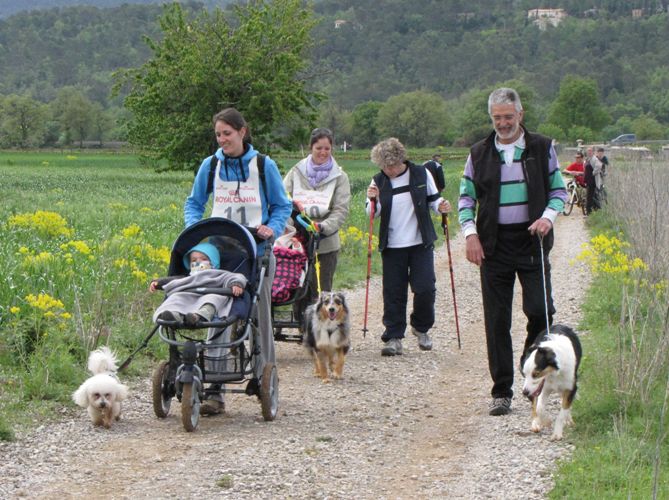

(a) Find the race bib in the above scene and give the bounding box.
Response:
[292,182,336,220]
[211,156,263,226]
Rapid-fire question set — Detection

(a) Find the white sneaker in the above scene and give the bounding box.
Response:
[412,328,433,351]
[381,338,403,356]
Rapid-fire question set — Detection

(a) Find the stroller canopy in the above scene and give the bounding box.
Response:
[167,218,257,279]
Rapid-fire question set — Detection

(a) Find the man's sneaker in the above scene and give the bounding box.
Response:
[489,397,512,416]
[200,399,224,416]
[412,328,433,351]
[381,338,403,356]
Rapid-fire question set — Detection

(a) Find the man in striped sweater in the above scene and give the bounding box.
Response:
[458,88,567,416]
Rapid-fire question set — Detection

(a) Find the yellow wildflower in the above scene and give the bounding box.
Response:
[60,240,92,255]
[145,245,171,265]
[8,210,73,238]
[114,258,129,268]
[25,293,64,311]
[23,251,55,268]
[121,223,142,239]
[132,269,148,282]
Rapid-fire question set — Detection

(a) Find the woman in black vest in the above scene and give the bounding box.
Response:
[365,138,451,356]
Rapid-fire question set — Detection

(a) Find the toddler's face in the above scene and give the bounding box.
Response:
[189,251,212,273]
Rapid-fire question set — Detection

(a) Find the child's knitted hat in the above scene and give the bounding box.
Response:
[183,242,220,270]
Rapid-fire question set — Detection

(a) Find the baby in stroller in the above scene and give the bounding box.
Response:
[150,241,249,416]
[150,242,247,326]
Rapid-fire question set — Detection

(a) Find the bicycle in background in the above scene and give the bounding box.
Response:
[563,177,587,216]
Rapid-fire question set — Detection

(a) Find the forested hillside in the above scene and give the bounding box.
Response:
[1,0,668,149]
[313,0,669,107]
[0,0,231,19]
[0,3,165,104]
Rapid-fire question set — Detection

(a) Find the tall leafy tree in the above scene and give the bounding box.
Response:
[376,91,449,147]
[51,87,97,147]
[350,101,383,149]
[118,0,319,169]
[451,88,492,146]
[646,67,669,123]
[547,75,610,136]
[317,102,349,145]
[0,94,48,148]
[631,114,667,140]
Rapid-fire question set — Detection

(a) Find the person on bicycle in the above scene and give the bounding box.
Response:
[563,151,586,188]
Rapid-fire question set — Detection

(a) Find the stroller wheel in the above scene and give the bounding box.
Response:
[152,360,173,418]
[260,362,279,421]
[181,382,201,432]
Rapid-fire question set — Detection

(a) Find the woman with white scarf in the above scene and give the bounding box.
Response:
[283,128,351,306]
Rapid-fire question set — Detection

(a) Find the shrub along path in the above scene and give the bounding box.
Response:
[0,213,590,499]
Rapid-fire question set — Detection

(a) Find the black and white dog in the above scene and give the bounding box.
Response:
[521,324,582,440]
[303,292,351,382]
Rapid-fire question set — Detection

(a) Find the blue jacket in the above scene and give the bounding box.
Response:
[184,144,292,247]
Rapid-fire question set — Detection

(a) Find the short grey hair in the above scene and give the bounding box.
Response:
[488,87,523,115]
[371,137,406,169]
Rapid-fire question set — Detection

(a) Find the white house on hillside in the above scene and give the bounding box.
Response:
[528,8,567,30]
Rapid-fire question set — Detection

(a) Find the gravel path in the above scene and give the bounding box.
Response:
[0,213,590,499]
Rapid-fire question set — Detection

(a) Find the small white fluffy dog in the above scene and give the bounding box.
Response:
[73,346,129,429]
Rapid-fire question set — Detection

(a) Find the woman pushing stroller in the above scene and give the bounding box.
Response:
[183,108,291,414]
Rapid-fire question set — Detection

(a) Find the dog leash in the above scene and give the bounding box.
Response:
[296,212,322,294]
[538,233,551,335]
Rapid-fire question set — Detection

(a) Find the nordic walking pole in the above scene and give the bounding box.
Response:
[362,198,376,338]
[442,213,462,350]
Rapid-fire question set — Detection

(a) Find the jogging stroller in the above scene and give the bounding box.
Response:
[271,207,319,342]
[150,217,278,431]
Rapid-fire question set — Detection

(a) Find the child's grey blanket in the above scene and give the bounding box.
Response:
[152,269,247,322]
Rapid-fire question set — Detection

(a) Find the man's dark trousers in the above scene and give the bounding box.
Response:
[479,227,555,398]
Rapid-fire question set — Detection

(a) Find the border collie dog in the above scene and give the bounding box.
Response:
[303,292,351,382]
[521,324,582,440]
